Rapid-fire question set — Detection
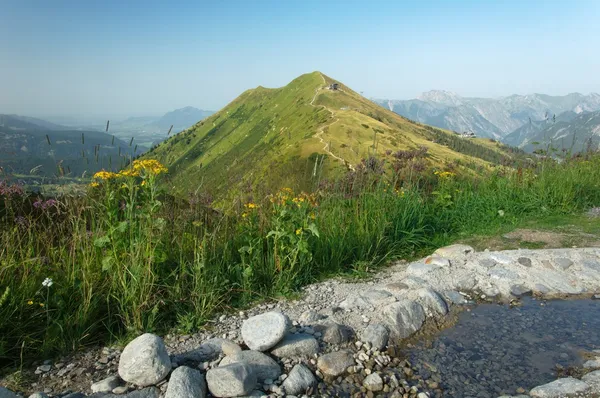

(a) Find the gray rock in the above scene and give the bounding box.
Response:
[517,257,532,267]
[554,258,574,270]
[314,322,354,344]
[270,333,319,358]
[584,359,600,368]
[534,284,550,294]
[360,289,396,306]
[479,258,497,268]
[317,350,355,376]
[173,338,241,364]
[433,244,474,258]
[363,373,383,392]
[360,324,389,351]
[89,387,159,398]
[164,366,206,398]
[298,310,324,324]
[441,290,469,305]
[406,262,441,276]
[63,394,86,398]
[0,389,18,398]
[583,260,600,272]
[510,284,532,297]
[206,362,257,397]
[488,267,519,281]
[241,311,289,351]
[582,370,600,390]
[28,394,48,398]
[91,375,121,393]
[220,350,281,382]
[384,282,409,293]
[118,333,171,387]
[383,299,425,339]
[415,288,448,316]
[423,256,450,267]
[338,295,371,310]
[529,377,589,397]
[489,253,512,265]
[282,364,317,395]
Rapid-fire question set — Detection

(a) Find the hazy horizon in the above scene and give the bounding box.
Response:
[2,0,599,118]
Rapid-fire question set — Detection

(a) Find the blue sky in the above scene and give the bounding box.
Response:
[1,0,599,119]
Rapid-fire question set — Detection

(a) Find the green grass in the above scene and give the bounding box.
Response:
[1,153,600,369]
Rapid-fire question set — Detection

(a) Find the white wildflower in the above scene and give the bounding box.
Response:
[42,278,53,288]
[497,210,505,217]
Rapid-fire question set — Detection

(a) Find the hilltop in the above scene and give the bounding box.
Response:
[144,72,524,198]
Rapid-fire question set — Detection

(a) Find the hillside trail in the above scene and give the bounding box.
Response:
[310,74,356,172]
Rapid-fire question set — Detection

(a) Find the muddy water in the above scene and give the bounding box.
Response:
[406,298,600,398]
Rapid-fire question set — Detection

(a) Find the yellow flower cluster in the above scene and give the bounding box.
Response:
[269,188,318,208]
[133,159,168,176]
[93,170,118,180]
[434,171,456,179]
[90,159,167,188]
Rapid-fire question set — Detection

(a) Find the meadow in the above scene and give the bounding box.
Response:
[1,152,600,368]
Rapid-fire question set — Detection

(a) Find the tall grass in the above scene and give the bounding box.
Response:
[1,154,600,367]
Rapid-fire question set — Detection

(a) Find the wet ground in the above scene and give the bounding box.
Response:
[406,298,600,398]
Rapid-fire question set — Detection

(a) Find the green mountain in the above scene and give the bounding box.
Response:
[144,72,524,198]
[0,114,141,177]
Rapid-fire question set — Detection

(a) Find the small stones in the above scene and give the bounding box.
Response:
[298,310,324,324]
[529,377,589,397]
[317,350,355,377]
[270,333,319,358]
[554,258,574,270]
[206,363,257,397]
[91,375,121,393]
[241,311,290,351]
[360,324,389,351]
[510,284,532,297]
[164,366,207,398]
[281,364,317,395]
[219,350,281,382]
[363,373,383,391]
[517,257,532,267]
[118,333,171,387]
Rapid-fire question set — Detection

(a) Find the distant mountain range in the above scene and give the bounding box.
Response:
[0,114,139,177]
[373,91,600,146]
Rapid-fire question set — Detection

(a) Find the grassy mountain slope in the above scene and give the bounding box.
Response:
[145,72,524,197]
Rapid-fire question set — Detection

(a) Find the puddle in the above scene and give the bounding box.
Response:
[406,298,600,398]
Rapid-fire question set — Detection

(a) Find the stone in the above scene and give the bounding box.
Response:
[91,375,121,393]
[424,256,450,267]
[383,299,425,339]
[317,350,355,377]
[298,310,324,324]
[384,282,409,293]
[28,394,49,398]
[433,244,474,258]
[441,290,469,305]
[510,284,532,297]
[490,253,513,265]
[314,321,354,344]
[582,370,600,389]
[534,284,550,294]
[584,359,600,368]
[63,394,86,398]
[489,267,519,281]
[554,258,574,270]
[363,373,383,391]
[206,362,257,397]
[118,333,171,387]
[282,364,317,395]
[241,311,289,351]
[112,387,128,394]
[270,333,319,358]
[583,260,600,272]
[415,288,448,316]
[360,324,389,351]
[88,387,159,398]
[479,258,497,268]
[173,338,242,364]
[220,350,281,382]
[164,366,207,398]
[360,289,396,305]
[406,262,440,276]
[529,377,589,397]
[517,257,532,267]
[338,295,371,309]
[0,389,19,398]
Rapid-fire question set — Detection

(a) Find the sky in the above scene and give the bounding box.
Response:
[1,0,599,119]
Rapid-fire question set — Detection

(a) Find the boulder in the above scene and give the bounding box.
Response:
[91,375,122,393]
[172,338,241,364]
[317,350,355,377]
[360,324,389,351]
[383,300,425,339]
[241,311,289,351]
[582,370,600,390]
[314,322,354,344]
[529,377,589,397]
[164,366,206,398]
[282,364,317,395]
[118,333,171,387]
[270,333,319,358]
[89,387,159,398]
[510,284,532,297]
[219,350,281,382]
[363,372,383,391]
[415,288,448,316]
[206,363,257,397]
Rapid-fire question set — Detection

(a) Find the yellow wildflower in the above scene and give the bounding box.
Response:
[39,303,45,307]
[27,300,34,305]
[92,170,117,180]
[141,180,147,186]
[295,228,302,235]
[132,159,168,176]
[244,202,257,209]
[119,168,140,177]
[90,182,100,188]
